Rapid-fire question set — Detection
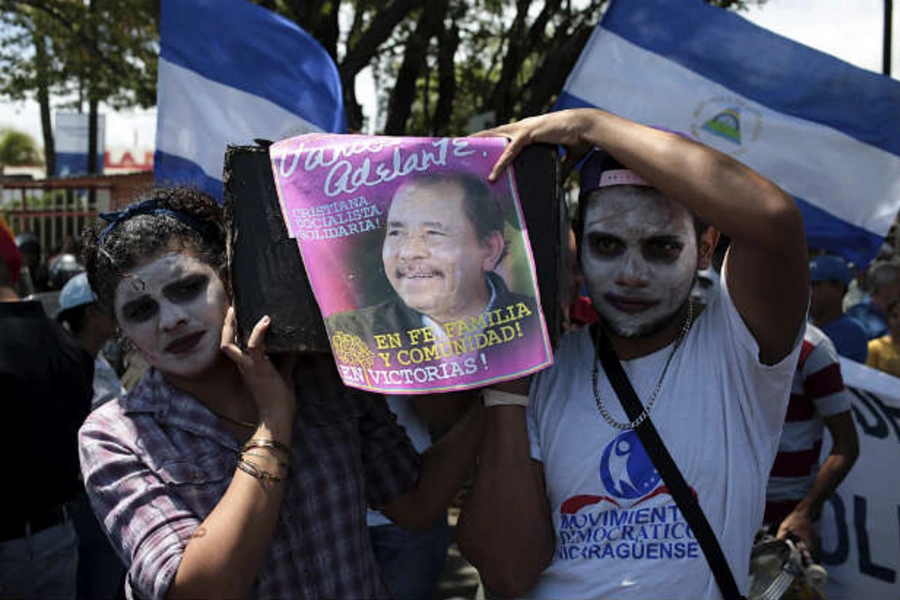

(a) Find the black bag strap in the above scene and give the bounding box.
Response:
[592,324,745,600]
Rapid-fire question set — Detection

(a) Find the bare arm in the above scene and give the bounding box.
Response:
[777,411,859,548]
[480,108,809,364]
[456,405,555,597]
[166,311,296,599]
[413,390,479,426]
[380,399,484,531]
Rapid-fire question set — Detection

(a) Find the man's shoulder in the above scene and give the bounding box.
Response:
[697,272,803,368]
[825,314,868,337]
[325,297,419,337]
[326,302,383,328]
[868,334,893,352]
[845,300,883,323]
[496,290,539,322]
[491,276,540,320]
[82,392,130,434]
[821,316,869,360]
[803,323,836,352]
[0,300,50,343]
[489,272,534,302]
[52,323,95,382]
[504,288,538,308]
[798,330,840,375]
[0,302,93,379]
[531,328,591,396]
[845,303,887,339]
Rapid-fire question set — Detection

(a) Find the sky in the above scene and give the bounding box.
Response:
[0,0,896,149]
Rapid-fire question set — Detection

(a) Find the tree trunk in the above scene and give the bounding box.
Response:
[384,1,448,135]
[432,22,459,135]
[520,23,595,118]
[340,0,427,131]
[33,24,55,177]
[282,0,341,60]
[87,96,98,174]
[341,0,426,79]
[87,0,97,210]
[384,25,428,135]
[489,0,532,124]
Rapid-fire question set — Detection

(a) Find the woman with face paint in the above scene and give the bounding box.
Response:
[78,188,483,599]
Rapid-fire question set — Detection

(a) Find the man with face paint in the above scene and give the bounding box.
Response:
[456,109,809,599]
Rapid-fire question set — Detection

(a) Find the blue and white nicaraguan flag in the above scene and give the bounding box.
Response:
[555,0,900,268]
[155,0,346,201]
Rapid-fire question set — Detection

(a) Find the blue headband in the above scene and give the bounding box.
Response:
[97,198,219,245]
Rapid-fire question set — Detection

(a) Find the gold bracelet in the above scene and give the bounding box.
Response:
[242,450,289,470]
[236,459,285,483]
[242,438,291,457]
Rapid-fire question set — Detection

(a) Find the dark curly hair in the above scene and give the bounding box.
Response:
[82,187,226,316]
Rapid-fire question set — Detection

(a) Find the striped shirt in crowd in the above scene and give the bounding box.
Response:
[764,324,852,523]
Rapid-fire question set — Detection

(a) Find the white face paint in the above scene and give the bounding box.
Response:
[114,252,228,378]
[581,186,698,338]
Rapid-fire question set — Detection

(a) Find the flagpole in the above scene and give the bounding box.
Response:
[884,0,893,76]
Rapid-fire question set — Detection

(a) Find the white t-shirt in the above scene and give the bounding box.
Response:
[526,275,800,599]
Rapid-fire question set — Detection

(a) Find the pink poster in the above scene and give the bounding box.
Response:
[269,134,552,394]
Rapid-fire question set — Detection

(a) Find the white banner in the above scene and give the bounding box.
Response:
[819,359,900,599]
[55,112,105,154]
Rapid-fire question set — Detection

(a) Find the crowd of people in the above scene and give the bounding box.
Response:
[1,106,898,599]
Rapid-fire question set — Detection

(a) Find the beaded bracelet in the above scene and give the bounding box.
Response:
[242,438,291,457]
[236,458,285,483]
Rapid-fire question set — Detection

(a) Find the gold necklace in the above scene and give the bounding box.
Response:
[208,407,258,429]
[591,301,693,430]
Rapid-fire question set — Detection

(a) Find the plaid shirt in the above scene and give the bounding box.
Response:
[79,357,420,600]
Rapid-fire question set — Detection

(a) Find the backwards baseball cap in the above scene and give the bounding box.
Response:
[0,216,22,285]
[579,150,652,203]
[57,272,98,316]
[579,130,696,202]
[809,254,852,284]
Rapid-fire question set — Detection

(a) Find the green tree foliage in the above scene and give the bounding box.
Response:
[0,0,158,108]
[258,0,763,135]
[0,0,158,173]
[0,0,763,148]
[0,128,41,174]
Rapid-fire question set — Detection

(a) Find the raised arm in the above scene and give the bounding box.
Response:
[80,311,297,600]
[456,401,555,597]
[777,411,859,549]
[480,108,809,364]
[380,395,484,531]
[167,311,296,599]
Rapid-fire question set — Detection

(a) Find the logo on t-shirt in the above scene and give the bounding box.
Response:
[556,431,701,562]
[601,430,661,499]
